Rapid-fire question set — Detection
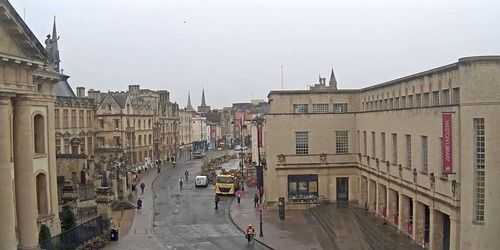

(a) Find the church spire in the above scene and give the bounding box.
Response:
[329,67,337,90]
[51,16,60,72]
[201,88,206,106]
[186,91,193,111]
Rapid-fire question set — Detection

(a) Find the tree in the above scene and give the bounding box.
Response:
[38,224,51,245]
[62,209,77,231]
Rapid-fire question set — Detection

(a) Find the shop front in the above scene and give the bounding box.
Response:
[288,174,318,203]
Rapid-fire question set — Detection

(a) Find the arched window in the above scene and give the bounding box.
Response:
[36,173,49,215]
[34,114,45,154]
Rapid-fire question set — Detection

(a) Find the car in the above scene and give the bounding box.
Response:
[235,145,242,150]
[195,176,208,188]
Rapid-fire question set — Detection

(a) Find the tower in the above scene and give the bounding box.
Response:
[329,67,337,90]
[186,91,194,111]
[197,88,210,113]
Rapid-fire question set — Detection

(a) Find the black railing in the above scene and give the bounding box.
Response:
[40,216,105,250]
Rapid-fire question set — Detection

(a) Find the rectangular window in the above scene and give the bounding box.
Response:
[313,104,329,113]
[394,97,400,109]
[415,94,421,107]
[381,132,386,161]
[452,88,460,104]
[64,138,70,153]
[55,109,60,129]
[334,103,348,113]
[288,175,319,203]
[293,104,308,113]
[407,95,413,108]
[335,131,349,154]
[474,118,485,222]
[97,137,104,147]
[113,136,120,147]
[71,109,77,128]
[421,136,428,173]
[295,131,309,155]
[389,98,393,109]
[442,89,450,105]
[99,119,104,129]
[401,96,406,108]
[55,138,61,153]
[432,91,440,106]
[371,132,376,158]
[423,93,430,106]
[86,110,92,127]
[87,136,92,155]
[405,134,412,168]
[63,109,69,128]
[138,135,142,146]
[363,131,367,155]
[392,133,398,164]
[114,119,119,129]
[79,110,84,127]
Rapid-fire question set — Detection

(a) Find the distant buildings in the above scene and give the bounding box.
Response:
[265,57,500,249]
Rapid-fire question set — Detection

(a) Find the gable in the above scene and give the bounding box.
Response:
[0,1,48,61]
[96,93,122,115]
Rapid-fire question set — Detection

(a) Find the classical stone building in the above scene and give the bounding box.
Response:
[265,56,500,250]
[0,0,62,248]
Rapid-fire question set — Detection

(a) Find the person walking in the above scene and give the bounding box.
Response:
[214,195,220,210]
[237,191,241,204]
[136,198,143,212]
[179,177,184,190]
[140,182,146,194]
[254,194,259,208]
[184,170,189,181]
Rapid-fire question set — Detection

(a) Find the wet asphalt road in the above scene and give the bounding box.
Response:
[152,151,268,250]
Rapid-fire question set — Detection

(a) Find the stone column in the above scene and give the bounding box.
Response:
[399,194,408,232]
[0,96,17,249]
[414,201,425,242]
[449,215,460,250]
[96,187,114,230]
[46,100,61,234]
[13,96,40,249]
[429,208,444,250]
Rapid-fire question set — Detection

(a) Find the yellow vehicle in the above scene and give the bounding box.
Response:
[215,174,239,195]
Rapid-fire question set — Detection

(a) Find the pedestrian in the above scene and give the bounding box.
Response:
[237,192,241,204]
[136,198,143,211]
[254,194,259,208]
[214,195,220,210]
[140,182,145,194]
[184,170,189,181]
[179,177,184,190]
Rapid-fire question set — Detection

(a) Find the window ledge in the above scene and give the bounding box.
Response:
[472,220,485,225]
[33,154,48,159]
[419,171,428,175]
[439,176,449,181]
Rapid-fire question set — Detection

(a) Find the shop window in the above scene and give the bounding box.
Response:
[288,175,318,203]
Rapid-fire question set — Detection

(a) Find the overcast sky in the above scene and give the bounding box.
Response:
[10,0,500,108]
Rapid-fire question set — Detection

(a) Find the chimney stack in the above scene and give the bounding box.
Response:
[76,87,85,97]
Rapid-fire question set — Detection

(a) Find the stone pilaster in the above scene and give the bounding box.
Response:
[13,96,40,249]
[0,96,17,249]
[96,187,114,229]
[46,100,60,234]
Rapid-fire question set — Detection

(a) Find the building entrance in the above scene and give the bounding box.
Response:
[336,177,349,201]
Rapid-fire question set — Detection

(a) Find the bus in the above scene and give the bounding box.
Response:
[215,174,239,195]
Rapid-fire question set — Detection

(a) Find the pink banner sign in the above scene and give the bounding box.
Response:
[442,113,453,173]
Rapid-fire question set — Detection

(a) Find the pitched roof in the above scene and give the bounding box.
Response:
[110,92,128,108]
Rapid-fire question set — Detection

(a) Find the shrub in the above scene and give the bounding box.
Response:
[62,209,77,231]
[38,224,51,244]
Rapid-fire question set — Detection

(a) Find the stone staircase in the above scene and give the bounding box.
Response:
[112,200,136,210]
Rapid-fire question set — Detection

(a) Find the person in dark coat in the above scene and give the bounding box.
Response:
[214,195,220,210]
[254,194,259,208]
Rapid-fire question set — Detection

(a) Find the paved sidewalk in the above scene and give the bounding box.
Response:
[104,167,166,250]
[229,186,331,250]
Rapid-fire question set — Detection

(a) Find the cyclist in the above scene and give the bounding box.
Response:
[184,170,189,181]
[246,224,255,243]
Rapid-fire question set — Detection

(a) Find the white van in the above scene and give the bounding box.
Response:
[195,176,208,188]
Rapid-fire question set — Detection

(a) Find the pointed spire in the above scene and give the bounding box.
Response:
[201,88,206,106]
[186,90,193,111]
[51,16,61,72]
[329,68,337,90]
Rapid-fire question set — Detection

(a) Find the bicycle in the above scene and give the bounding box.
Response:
[246,233,255,246]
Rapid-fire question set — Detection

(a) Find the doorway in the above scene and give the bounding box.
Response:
[336,177,349,201]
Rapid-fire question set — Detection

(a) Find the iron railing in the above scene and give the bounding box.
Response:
[40,216,105,250]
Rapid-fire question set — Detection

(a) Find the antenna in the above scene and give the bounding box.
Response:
[281,65,284,89]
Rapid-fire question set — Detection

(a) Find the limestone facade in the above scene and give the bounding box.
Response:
[0,0,62,247]
[265,56,500,250]
[179,108,193,158]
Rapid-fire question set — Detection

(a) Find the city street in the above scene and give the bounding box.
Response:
[152,151,269,249]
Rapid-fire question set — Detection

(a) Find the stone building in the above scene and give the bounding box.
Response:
[0,0,62,248]
[178,92,194,158]
[265,56,500,250]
